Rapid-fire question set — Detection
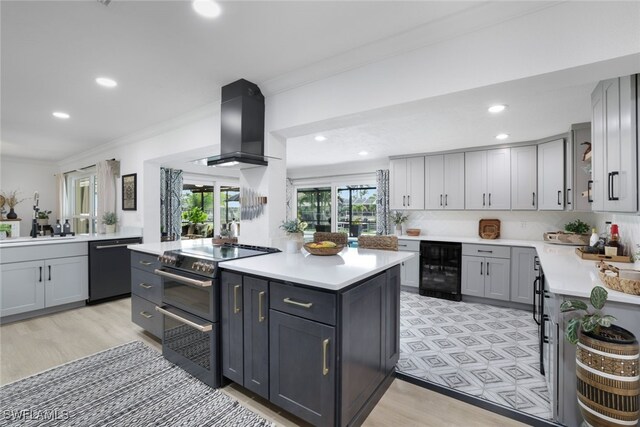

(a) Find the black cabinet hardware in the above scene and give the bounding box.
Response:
[587,180,593,203]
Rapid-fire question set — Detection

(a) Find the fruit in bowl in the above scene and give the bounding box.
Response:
[307,241,337,249]
[303,241,344,256]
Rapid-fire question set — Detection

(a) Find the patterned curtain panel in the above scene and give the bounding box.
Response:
[376,169,391,235]
[160,167,183,240]
[285,178,294,220]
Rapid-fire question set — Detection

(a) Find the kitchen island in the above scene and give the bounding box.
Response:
[129,240,413,427]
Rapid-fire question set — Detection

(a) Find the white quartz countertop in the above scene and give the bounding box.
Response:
[0,232,142,248]
[128,235,640,304]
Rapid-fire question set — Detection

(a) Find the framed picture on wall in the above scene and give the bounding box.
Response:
[122,173,137,211]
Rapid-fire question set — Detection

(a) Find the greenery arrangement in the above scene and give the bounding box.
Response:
[564,219,591,234]
[37,210,52,219]
[182,207,208,224]
[101,212,118,225]
[1,190,26,208]
[560,286,616,344]
[390,211,409,225]
[280,218,308,234]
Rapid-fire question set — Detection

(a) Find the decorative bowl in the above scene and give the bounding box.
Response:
[303,243,344,256]
[406,228,421,236]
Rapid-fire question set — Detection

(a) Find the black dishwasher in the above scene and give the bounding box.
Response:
[88,237,142,303]
[419,241,462,301]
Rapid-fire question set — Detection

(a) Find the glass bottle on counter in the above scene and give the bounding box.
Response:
[63,219,71,235]
[589,228,598,247]
[53,220,62,235]
[607,224,624,256]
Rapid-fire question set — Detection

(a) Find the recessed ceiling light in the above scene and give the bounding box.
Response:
[314,135,327,142]
[95,77,117,88]
[495,133,509,140]
[52,111,70,119]
[488,104,507,113]
[358,151,368,156]
[192,0,221,18]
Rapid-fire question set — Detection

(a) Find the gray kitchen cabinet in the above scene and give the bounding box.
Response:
[591,75,638,212]
[221,271,270,399]
[397,239,419,288]
[0,256,87,317]
[511,145,537,210]
[461,244,510,301]
[130,250,162,338]
[537,139,565,210]
[390,157,425,210]
[425,153,465,210]
[270,310,336,427]
[510,247,536,305]
[465,148,510,210]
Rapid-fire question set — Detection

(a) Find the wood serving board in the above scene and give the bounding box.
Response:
[575,248,632,263]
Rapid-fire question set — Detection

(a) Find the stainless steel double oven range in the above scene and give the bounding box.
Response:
[153,244,279,387]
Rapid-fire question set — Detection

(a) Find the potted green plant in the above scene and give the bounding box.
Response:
[37,210,52,226]
[280,218,307,253]
[102,211,118,234]
[390,211,409,236]
[560,286,639,427]
[564,219,591,245]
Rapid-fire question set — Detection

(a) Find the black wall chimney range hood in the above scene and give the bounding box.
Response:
[200,79,276,169]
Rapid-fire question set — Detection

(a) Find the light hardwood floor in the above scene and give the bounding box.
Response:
[0,299,526,426]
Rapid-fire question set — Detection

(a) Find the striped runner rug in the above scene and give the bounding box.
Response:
[0,341,271,426]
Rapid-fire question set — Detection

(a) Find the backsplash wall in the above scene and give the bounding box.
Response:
[405,210,598,241]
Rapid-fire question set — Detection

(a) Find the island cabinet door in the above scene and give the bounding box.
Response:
[243,276,269,399]
[0,260,45,317]
[221,271,244,385]
[269,310,335,427]
[340,273,386,427]
[45,256,88,307]
[385,265,401,372]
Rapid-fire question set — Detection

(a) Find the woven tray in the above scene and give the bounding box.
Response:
[479,219,500,239]
[596,261,640,296]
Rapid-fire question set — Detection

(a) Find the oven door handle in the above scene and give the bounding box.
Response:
[154,268,212,287]
[155,306,212,332]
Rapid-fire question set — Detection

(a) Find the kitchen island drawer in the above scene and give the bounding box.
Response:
[131,251,160,273]
[398,239,420,251]
[131,294,161,338]
[270,281,336,325]
[131,268,162,304]
[462,244,510,259]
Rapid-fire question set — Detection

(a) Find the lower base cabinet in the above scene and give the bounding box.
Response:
[221,265,400,427]
[130,251,162,338]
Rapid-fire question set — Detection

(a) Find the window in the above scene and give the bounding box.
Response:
[219,186,240,231]
[181,184,214,237]
[67,170,98,234]
[337,185,377,237]
[296,187,331,236]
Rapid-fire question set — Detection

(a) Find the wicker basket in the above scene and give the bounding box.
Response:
[596,261,640,296]
[303,243,344,256]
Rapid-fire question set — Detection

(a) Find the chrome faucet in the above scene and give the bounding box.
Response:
[30,191,39,238]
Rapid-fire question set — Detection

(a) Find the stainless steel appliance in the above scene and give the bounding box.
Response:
[419,241,462,301]
[88,237,143,302]
[154,243,279,387]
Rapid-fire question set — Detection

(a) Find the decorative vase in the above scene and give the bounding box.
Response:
[286,232,303,253]
[575,326,639,427]
[6,208,17,219]
[395,224,402,236]
[105,224,116,234]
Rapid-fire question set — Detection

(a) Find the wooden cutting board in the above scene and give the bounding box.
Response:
[479,219,500,239]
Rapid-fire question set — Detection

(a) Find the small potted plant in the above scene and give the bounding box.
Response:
[102,211,118,234]
[280,218,308,253]
[390,211,409,236]
[37,210,52,226]
[560,286,638,426]
[564,219,591,245]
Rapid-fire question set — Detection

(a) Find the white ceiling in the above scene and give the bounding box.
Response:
[0,0,491,161]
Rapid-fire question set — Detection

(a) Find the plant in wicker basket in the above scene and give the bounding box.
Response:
[561,286,639,427]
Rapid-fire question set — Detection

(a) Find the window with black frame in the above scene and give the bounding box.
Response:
[219,186,240,232]
[296,187,331,236]
[337,185,377,237]
[181,184,214,238]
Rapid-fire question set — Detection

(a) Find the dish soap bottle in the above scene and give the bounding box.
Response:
[63,219,71,235]
[53,220,62,235]
[589,228,598,246]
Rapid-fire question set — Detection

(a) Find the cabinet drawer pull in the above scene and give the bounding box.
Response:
[566,188,571,205]
[322,338,329,376]
[587,180,593,203]
[480,262,483,276]
[610,171,619,201]
[445,194,448,206]
[532,192,536,207]
[486,262,490,276]
[283,297,313,308]
[139,283,153,289]
[477,250,493,253]
[557,190,562,206]
[488,193,491,207]
[39,266,42,282]
[139,311,153,319]
[258,291,265,322]
[139,260,153,266]
[407,195,410,206]
[440,194,443,206]
[233,284,241,314]
[48,265,51,281]
[403,195,406,207]
[398,244,408,247]
[482,193,486,207]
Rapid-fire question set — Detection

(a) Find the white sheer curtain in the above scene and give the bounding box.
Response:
[55,173,67,222]
[96,160,120,233]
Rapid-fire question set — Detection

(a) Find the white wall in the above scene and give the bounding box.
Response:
[0,156,59,236]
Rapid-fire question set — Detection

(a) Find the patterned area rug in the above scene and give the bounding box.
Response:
[398,291,552,420]
[0,341,271,426]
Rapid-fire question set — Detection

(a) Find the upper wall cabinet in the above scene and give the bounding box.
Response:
[425,153,465,210]
[591,75,638,212]
[511,146,537,210]
[537,139,565,210]
[390,157,425,210]
[465,148,511,210]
